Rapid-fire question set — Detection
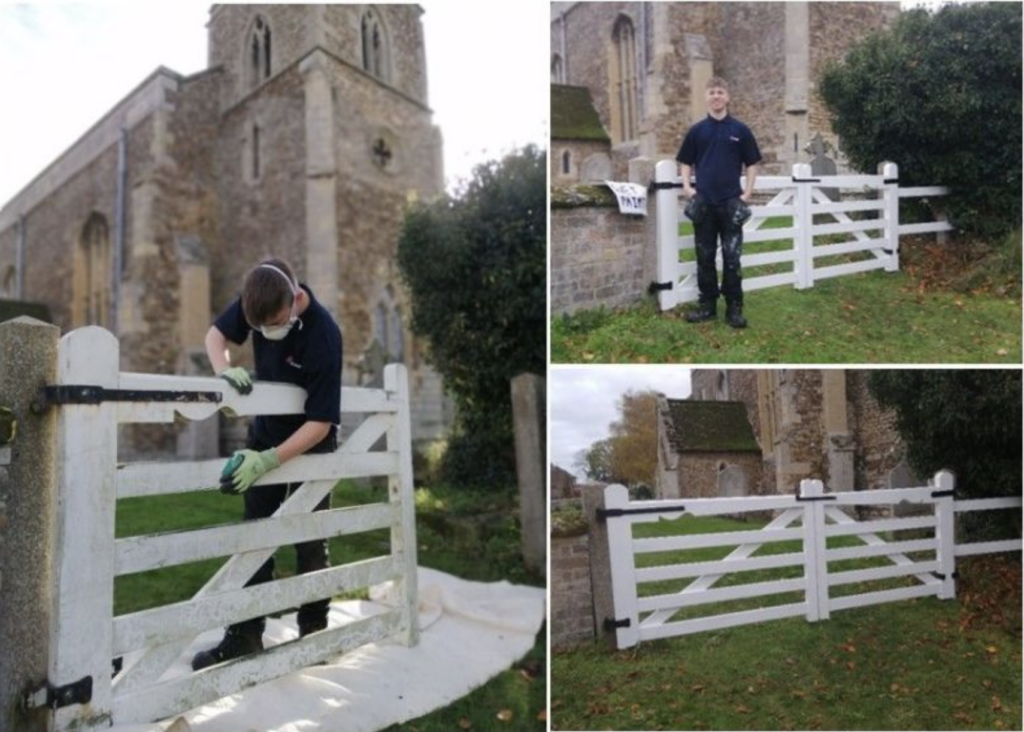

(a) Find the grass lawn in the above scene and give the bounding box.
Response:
[551,227,1022,363]
[115,481,545,731]
[551,514,1022,731]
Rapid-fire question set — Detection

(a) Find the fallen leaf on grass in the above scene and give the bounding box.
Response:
[985,645,998,654]
[846,661,856,671]
[839,642,857,653]
[991,695,1003,711]
[536,710,547,722]
[496,709,513,723]
[458,719,472,730]
[736,705,751,714]
[691,684,706,693]
[997,348,1009,356]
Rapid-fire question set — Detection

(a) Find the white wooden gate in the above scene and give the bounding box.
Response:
[27,326,418,729]
[651,160,954,310]
[601,473,1021,650]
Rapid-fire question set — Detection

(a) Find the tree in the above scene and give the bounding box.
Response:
[575,439,617,484]
[397,146,546,487]
[819,3,1022,239]
[868,371,1021,541]
[608,390,659,489]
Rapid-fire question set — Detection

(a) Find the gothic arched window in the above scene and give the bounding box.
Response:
[611,16,639,142]
[561,149,572,176]
[73,213,112,328]
[248,15,272,89]
[361,9,390,82]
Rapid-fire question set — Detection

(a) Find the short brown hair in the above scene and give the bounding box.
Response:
[242,257,297,326]
[706,76,729,91]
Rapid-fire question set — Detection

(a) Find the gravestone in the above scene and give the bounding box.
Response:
[580,152,612,182]
[806,132,839,203]
[889,458,930,517]
[717,464,749,498]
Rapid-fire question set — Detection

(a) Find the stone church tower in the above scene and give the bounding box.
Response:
[551,1,899,178]
[0,5,449,454]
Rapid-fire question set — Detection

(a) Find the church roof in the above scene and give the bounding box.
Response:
[551,84,611,142]
[664,399,760,453]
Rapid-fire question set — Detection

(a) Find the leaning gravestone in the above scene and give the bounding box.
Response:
[889,458,930,517]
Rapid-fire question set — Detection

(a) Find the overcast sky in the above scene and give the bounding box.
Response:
[550,366,692,480]
[0,2,548,205]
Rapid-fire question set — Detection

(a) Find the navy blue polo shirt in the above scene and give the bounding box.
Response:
[214,283,342,448]
[676,114,762,205]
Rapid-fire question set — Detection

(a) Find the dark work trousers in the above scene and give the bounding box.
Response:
[693,198,745,306]
[232,429,337,638]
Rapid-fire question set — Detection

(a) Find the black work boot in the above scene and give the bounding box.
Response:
[726,302,748,329]
[684,302,717,323]
[191,626,264,671]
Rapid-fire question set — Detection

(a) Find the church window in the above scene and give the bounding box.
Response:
[73,213,112,328]
[361,9,390,82]
[561,150,572,175]
[611,15,639,143]
[551,54,565,84]
[247,15,272,89]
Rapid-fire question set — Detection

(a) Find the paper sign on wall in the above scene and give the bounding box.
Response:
[604,181,647,216]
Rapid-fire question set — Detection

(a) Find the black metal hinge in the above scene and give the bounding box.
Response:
[648,281,673,294]
[649,181,684,191]
[35,385,223,412]
[23,676,93,711]
[598,504,686,522]
[604,617,631,631]
[792,176,822,183]
[795,494,837,502]
[932,571,959,580]
[930,489,955,498]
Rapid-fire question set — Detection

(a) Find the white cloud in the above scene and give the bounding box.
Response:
[550,366,691,479]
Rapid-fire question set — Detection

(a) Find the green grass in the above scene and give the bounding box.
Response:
[552,270,1021,363]
[551,514,1022,731]
[115,481,545,731]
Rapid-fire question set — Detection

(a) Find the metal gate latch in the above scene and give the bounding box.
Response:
[23,675,93,711]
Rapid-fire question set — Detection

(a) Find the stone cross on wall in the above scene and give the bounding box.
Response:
[372,138,393,169]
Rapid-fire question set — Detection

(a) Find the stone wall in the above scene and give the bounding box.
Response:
[550,530,595,649]
[551,185,649,315]
[673,451,763,499]
[551,141,613,184]
[848,371,904,490]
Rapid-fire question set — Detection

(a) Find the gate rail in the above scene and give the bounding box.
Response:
[600,472,1021,649]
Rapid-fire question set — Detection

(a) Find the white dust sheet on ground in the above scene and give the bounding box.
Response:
[110,567,545,732]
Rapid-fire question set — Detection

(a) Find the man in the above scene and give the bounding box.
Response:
[192,257,343,670]
[677,77,762,328]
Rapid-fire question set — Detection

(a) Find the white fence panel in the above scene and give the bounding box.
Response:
[652,159,952,310]
[34,326,419,731]
[601,471,1020,649]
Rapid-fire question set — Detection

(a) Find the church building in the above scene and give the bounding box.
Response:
[0,5,449,454]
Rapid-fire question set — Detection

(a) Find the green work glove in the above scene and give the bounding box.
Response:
[218,366,253,395]
[220,448,280,494]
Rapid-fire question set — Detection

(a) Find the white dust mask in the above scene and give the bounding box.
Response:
[257,264,302,341]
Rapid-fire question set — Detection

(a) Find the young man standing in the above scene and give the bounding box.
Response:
[192,257,343,670]
[676,77,762,328]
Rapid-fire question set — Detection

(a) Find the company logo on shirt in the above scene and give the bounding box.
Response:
[729,136,741,142]
[285,355,303,370]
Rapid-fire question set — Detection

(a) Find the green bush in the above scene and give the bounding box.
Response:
[820,3,1022,239]
[398,146,546,487]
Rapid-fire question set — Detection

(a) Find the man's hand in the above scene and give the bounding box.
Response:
[219,448,280,494]
[682,186,696,200]
[218,366,253,395]
[740,192,753,204]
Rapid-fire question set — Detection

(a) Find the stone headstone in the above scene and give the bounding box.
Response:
[806,132,839,203]
[718,464,749,498]
[889,458,930,517]
[580,152,612,183]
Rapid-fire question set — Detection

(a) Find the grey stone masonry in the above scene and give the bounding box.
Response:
[512,373,546,576]
[0,317,60,732]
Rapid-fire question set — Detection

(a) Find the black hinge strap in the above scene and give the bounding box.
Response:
[604,617,632,630]
[792,176,822,183]
[933,571,959,580]
[648,281,673,294]
[795,494,838,502]
[649,181,684,191]
[883,178,899,184]
[41,385,223,407]
[598,504,686,521]
[24,676,93,711]
[930,489,955,498]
